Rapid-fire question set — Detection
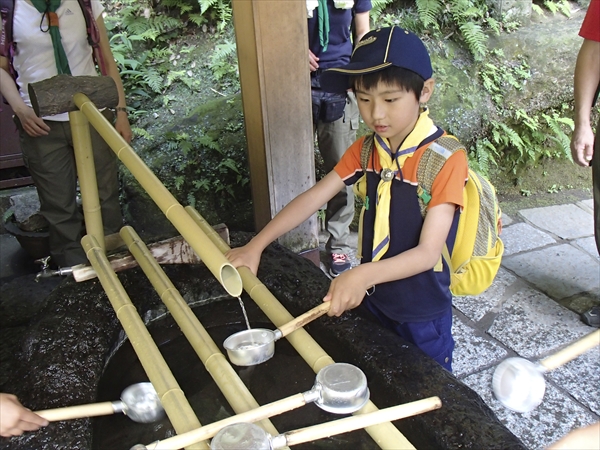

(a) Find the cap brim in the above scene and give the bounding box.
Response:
[320,62,393,93]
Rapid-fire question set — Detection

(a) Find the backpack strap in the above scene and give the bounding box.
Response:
[0,0,17,80]
[416,135,466,273]
[359,133,374,174]
[76,0,108,75]
[416,135,465,218]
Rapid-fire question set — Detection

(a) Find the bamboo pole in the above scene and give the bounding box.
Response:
[119,226,282,440]
[73,93,242,298]
[81,234,205,450]
[70,110,105,251]
[185,206,415,450]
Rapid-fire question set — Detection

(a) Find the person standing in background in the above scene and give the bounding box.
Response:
[570,0,599,328]
[307,0,371,277]
[0,0,131,268]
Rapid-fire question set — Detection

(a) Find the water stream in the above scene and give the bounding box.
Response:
[237,296,252,330]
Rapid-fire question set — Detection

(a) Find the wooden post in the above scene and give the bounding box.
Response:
[232,0,320,256]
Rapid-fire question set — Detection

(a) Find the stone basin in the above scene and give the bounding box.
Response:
[0,232,525,449]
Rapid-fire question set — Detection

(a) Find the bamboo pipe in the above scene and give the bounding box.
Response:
[70,110,105,251]
[73,93,242,298]
[185,206,416,450]
[81,234,206,450]
[119,226,282,440]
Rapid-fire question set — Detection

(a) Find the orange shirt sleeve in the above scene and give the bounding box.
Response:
[428,150,469,210]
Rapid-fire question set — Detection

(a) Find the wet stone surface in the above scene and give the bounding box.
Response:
[0,232,524,449]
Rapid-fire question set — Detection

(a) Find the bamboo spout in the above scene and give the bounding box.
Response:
[73,93,242,298]
[185,206,415,450]
[81,234,205,450]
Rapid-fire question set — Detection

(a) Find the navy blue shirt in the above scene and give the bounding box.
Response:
[307,0,372,70]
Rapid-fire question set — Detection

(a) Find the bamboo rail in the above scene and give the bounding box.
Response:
[81,234,205,450]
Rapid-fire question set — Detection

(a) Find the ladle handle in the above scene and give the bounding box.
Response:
[540,329,600,371]
[142,393,308,450]
[276,396,442,448]
[277,302,331,339]
[35,401,122,422]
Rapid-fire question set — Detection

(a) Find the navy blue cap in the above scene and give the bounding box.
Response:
[320,26,433,93]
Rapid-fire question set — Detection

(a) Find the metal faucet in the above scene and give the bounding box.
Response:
[34,256,73,282]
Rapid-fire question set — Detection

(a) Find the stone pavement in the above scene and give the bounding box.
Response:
[319,198,600,450]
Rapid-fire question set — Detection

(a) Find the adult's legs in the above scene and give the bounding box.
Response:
[19,121,85,267]
[316,93,359,255]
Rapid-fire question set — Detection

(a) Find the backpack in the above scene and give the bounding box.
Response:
[0,0,108,80]
[359,133,504,297]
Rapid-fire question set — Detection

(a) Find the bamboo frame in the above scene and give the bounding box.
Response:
[73,93,242,298]
[119,226,281,440]
[81,234,205,450]
[185,206,416,450]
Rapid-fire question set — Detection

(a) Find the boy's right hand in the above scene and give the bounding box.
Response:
[225,244,262,276]
[0,393,48,437]
[323,266,370,316]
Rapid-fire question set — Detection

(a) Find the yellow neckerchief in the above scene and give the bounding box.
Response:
[354,108,435,261]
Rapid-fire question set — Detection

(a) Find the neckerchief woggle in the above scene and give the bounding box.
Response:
[353,108,436,261]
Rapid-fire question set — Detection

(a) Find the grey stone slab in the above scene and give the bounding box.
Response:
[452,315,508,378]
[502,222,556,256]
[488,287,593,359]
[461,368,598,450]
[573,236,600,260]
[547,348,600,416]
[453,268,517,322]
[577,198,594,215]
[519,204,593,240]
[501,213,514,227]
[502,244,600,299]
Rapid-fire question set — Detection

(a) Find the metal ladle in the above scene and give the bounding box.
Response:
[134,363,369,450]
[35,382,164,423]
[224,302,331,366]
[492,329,600,413]
[210,396,442,450]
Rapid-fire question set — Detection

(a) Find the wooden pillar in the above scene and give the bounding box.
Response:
[232,0,319,256]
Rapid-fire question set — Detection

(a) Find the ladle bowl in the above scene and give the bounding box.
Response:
[36,382,164,423]
[492,357,546,413]
[224,302,331,366]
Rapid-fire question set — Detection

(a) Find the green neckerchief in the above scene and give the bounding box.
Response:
[31,0,71,75]
[317,0,330,52]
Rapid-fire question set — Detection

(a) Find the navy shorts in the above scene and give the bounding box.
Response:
[363,298,455,372]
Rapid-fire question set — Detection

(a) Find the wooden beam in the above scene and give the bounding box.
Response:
[232,0,319,253]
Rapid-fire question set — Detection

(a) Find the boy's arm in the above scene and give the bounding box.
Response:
[324,202,456,316]
[226,171,346,274]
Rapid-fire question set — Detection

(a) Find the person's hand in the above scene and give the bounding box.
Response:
[114,112,133,144]
[0,393,48,437]
[309,50,319,72]
[570,124,595,167]
[13,106,50,137]
[225,244,262,276]
[323,266,369,317]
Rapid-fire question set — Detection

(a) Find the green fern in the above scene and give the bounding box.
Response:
[415,0,444,29]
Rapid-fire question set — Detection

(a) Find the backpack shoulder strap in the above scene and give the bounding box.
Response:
[359,133,374,174]
[0,0,16,76]
[76,0,108,75]
[416,135,466,218]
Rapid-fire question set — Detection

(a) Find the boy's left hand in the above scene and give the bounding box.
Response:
[323,267,369,316]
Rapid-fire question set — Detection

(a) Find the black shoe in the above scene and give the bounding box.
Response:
[581,306,600,328]
[329,253,351,277]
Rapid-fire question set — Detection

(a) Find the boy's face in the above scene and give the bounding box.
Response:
[355,78,434,151]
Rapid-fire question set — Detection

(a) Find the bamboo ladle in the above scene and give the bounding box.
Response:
[210,396,442,450]
[492,329,600,413]
[35,382,164,423]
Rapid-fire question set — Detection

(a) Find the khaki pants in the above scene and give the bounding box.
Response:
[315,92,359,254]
[18,110,122,267]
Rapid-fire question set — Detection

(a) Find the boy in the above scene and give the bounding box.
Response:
[226,26,468,371]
